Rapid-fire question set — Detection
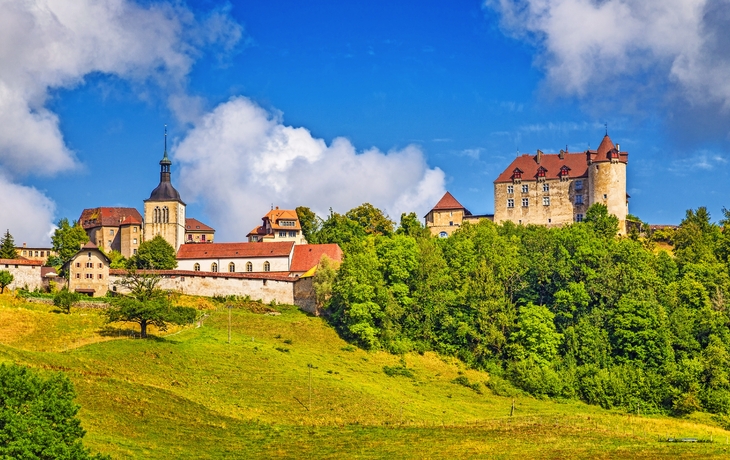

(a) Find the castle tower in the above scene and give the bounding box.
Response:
[143,127,186,251]
[587,134,628,235]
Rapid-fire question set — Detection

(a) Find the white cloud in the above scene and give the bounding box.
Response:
[174,97,447,241]
[0,174,55,246]
[486,0,730,106]
[0,0,241,244]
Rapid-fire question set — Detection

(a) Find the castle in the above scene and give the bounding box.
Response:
[425,134,629,235]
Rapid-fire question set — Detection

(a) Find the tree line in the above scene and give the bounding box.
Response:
[301,203,730,416]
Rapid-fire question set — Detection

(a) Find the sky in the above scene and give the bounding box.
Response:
[3,0,730,245]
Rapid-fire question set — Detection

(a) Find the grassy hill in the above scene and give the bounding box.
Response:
[1,292,730,459]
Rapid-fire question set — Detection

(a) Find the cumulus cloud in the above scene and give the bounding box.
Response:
[0,174,55,246]
[0,0,241,244]
[175,97,446,241]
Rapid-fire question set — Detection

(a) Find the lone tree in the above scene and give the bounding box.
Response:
[0,229,17,259]
[54,289,81,314]
[0,364,109,459]
[129,235,177,269]
[0,270,13,293]
[106,271,195,338]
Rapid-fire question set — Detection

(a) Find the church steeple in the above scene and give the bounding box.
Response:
[146,125,184,204]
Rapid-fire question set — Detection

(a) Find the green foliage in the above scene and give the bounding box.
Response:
[313,210,367,246]
[296,206,321,243]
[51,218,90,266]
[312,255,337,307]
[107,250,127,269]
[106,271,195,337]
[452,375,483,394]
[53,289,81,314]
[395,212,431,239]
[345,203,395,236]
[0,364,108,459]
[0,229,17,259]
[510,303,562,365]
[130,235,177,269]
[584,203,619,236]
[0,270,13,293]
[382,365,415,379]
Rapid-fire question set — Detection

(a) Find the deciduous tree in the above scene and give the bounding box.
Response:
[0,270,13,293]
[130,235,177,269]
[51,218,89,266]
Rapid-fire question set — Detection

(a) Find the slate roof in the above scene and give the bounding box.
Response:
[79,207,143,229]
[290,244,343,273]
[185,218,215,233]
[176,241,295,260]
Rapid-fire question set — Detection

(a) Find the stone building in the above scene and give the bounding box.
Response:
[0,258,44,291]
[65,242,110,297]
[424,192,493,237]
[247,208,307,244]
[185,218,215,244]
[79,207,143,258]
[493,134,628,234]
[16,244,56,265]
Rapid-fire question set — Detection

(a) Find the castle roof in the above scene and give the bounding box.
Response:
[431,192,467,211]
[494,152,590,183]
[176,241,295,260]
[79,207,143,229]
[589,134,629,164]
[147,180,183,203]
[290,244,343,273]
[185,218,215,233]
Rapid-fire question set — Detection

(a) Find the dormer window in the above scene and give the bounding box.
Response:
[512,168,523,183]
[559,166,570,180]
[536,166,547,181]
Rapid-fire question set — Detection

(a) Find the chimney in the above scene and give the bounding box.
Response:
[23,243,27,248]
[616,143,620,152]
[536,149,543,164]
[559,149,565,160]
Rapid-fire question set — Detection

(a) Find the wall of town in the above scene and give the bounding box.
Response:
[1,262,43,291]
[293,277,317,315]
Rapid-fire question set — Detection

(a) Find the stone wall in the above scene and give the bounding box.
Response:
[588,161,627,235]
[293,277,317,314]
[493,177,587,227]
[0,262,43,291]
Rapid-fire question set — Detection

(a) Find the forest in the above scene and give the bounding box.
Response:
[299,203,730,417]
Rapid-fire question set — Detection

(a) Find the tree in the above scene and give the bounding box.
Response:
[0,229,17,259]
[510,303,562,365]
[106,271,195,338]
[584,203,619,237]
[0,270,13,293]
[346,203,395,236]
[51,218,89,266]
[296,206,321,242]
[106,250,127,269]
[312,255,338,308]
[54,289,81,314]
[0,364,109,459]
[130,235,177,269]
[395,212,431,239]
[315,210,367,246]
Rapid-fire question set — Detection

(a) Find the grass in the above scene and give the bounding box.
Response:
[1,291,730,458]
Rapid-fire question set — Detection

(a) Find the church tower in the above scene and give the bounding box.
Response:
[587,133,628,235]
[143,127,186,251]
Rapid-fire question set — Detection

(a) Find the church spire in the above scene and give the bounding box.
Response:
[146,125,183,204]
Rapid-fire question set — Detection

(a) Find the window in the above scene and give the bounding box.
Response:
[250,236,258,242]
[543,183,549,192]
[193,263,200,271]
[575,195,583,205]
[211,263,218,272]
[543,197,550,206]
[76,262,81,268]
[449,221,453,226]
[133,227,137,233]
[521,184,528,193]
[133,238,137,244]
[279,231,287,237]
[537,167,547,178]
[229,262,235,273]
[603,194,607,199]
[575,180,583,190]
[576,214,584,222]
[109,229,114,235]
[86,262,94,268]
[35,251,39,257]
[98,263,103,268]
[201,235,206,242]
[246,262,253,272]
[22,251,26,256]
[133,249,137,255]
[288,231,296,237]
[507,185,514,194]
[439,231,448,238]
[281,221,295,227]
[154,206,160,223]
[75,273,80,279]
[188,234,193,241]
[86,273,93,279]
[107,240,111,247]
[507,199,514,208]
[163,206,169,223]
[522,198,529,207]
[40,251,44,257]
[98,274,103,279]
[263,261,271,272]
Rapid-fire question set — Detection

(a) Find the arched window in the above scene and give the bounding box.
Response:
[228,262,235,273]
[246,262,253,272]
[163,206,169,223]
[211,262,218,272]
[154,206,160,223]
[193,263,200,271]
[439,231,448,238]
[263,261,270,272]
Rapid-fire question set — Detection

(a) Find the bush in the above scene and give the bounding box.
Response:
[383,365,414,379]
[451,376,483,394]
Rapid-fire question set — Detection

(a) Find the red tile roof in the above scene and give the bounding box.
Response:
[109,268,296,282]
[264,208,302,231]
[247,225,267,237]
[79,207,143,229]
[431,192,467,211]
[176,241,294,259]
[494,152,590,183]
[590,134,629,164]
[290,244,343,273]
[0,258,43,267]
[185,218,215,233]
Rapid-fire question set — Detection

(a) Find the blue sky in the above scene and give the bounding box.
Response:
[2,0,730,244]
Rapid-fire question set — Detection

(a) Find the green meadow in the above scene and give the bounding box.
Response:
[1,292,729,459]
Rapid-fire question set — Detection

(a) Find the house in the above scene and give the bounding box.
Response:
[0,258,44,291]
[65,242,110,297]
[185,218,215,244]
[176,241,295,274]
[247,208,307,244]
[424,192,493,237]
[493,134,629,234]
[15,243,56,265]
[79,207,143,258]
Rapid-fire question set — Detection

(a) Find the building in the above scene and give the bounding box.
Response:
[493,134,628,234]
[247,208,307,244]
[424,192,493,237]
[143,132,186,252]
[79,207,143,258]
[176,241,295,274]
[65,242,110,297]
[185,218,215,244]
[16,243,56,265]
[0,258,44,291]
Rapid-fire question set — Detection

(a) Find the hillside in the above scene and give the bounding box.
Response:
[1,293,729,459]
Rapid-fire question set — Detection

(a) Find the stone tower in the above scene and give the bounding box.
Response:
[587,134,628,235]
[143,128,186,251]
